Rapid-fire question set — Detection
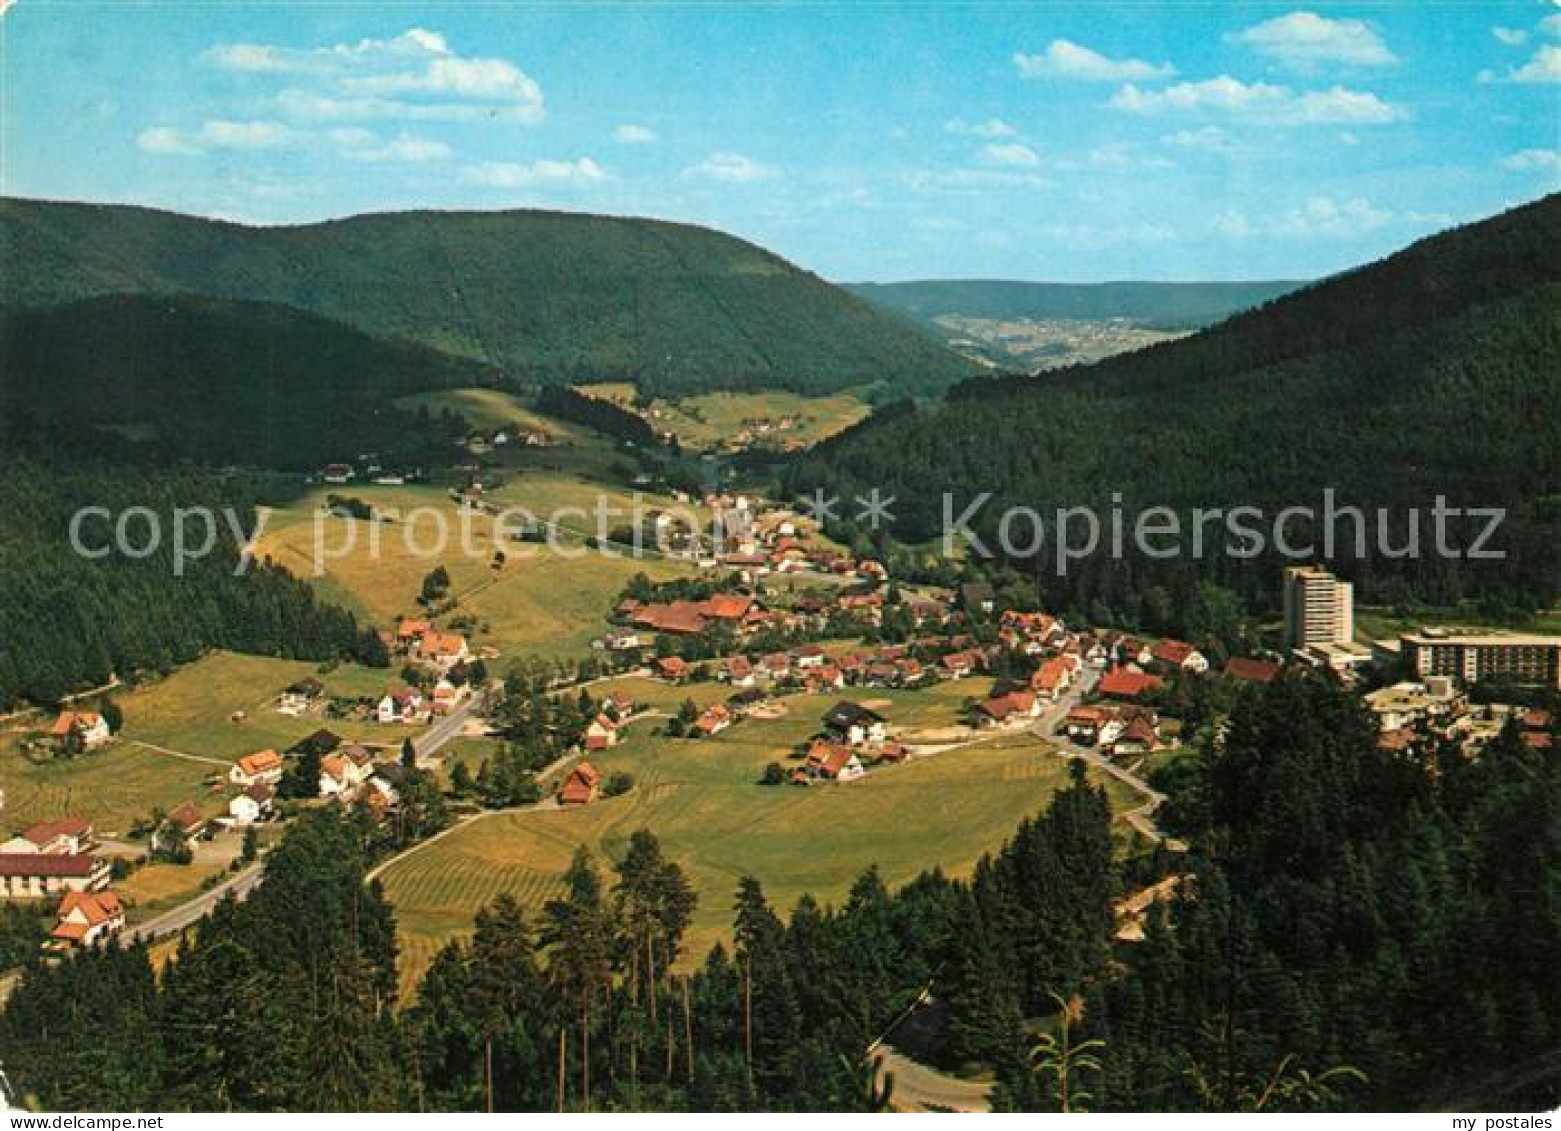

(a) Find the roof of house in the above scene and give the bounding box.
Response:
[17,816,93,846]
[244,780,276,803]
[1099,668,1164,700]
[1152,640,1199,665]
[320,755,350,783]
[166,803,205,832]
[57,890,122,927]
[656,656,690,676]
[0,853,101,878]
[823,701,885,729]
[236,749,282,776]
[397,618,431,639]
[423,631,468,656]
[635,602,709,635]
[1223,657,1282,684]
[699,593,754,621]
[50,711,104,737]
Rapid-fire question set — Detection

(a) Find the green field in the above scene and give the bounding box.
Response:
[1353,605,1561,643]
[379,689,1136,999]
[577,384,869,451]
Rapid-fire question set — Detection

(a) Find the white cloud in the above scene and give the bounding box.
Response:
[196,119,294,149]
[1229,11,1397,70]
[978,142,1039,167]
[1214,196,1395,240]
[462,158,605,187]
[1499,147,1561,172]
[137,126,200,155]
[614,124,657,144]
[0,0,16,19]
[1492,27,1529,47]
[344,133,452,162]
[945,117,1017,138]
[1160,125,1231,151]
[1014,39,1175,82]
[203,28,544,125]
[1511,43,1561,83]
[685,151,776,182]
[908,168,1052,192]
[1542,14,1561,38]
[1109,76,1404,124]
[328,127,377,147]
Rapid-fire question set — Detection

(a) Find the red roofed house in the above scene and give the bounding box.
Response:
[635,602,709,636]
[560,762,601,805]
[2,817,95,856]
[0,853,111,898]
[975,690,1042,727]
[585,714,620,751]
[1030,657,1073,701]
[378,688,430,725]
[1151,640,1210,675]
[1065,705,1112,744]
[1223,657,1281,685]
[419,631,471,671]
[802,740,866,782]
[695,703,734,736]
[722,656,756,688]
[654,656,691,683]
[229,748,284,788]
[1098,667,1164,701]
[50,711,112,752]
[396,618,431,646]
[49,890,125,949]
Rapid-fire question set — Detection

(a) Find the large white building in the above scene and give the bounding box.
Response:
[1283,566,1354,653]
[1402,630,1561,690]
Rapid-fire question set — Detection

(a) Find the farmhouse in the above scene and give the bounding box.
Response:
[378,688,430,725]
[1224,656,1282,684]
[559,762,601,806]
[0,853,111,898]
[801,741,866,782]
[1030,657,1073,700]
[585,714,620,751]
[48,890,125,949]
[1152,640,1210,674]
[162,803,208,851]
[822,701,887,746]
[2,817,95,856]
[695,703,734,736]
[319,752,374,799]
[229,748,284,787]
[975,690,1042,727]
[419,632,471,671]
[278,678,324,715]
[1098,667,1164,701]
[397,619,432,646]
[50,711,112,752]
[228,781,276,825]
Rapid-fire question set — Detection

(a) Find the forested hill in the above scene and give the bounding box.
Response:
[789,194,1561,618]
[0,197,973,400]
[0,294,480,470]
[846,278,1306,330]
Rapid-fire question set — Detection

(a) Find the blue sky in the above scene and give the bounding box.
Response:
[2,2,1558,281]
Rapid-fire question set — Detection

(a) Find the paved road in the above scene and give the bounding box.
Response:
[122,861,265,946]
[413,693,484,759]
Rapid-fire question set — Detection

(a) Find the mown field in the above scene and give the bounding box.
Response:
[0,650,414,837]
[380,686,1137,1000]
[1353,605,1561,643]
[576,384,869,450]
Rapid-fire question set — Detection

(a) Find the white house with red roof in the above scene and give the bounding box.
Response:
[50,711,112,751]
[48,890,125,949]
[2,817,95,856]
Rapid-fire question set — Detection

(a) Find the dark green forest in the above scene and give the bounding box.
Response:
[0,294,479,470]
[788,194,1561,624]
[1,676,1554,1111]
[0,197,973,400]
[0,448,382,706]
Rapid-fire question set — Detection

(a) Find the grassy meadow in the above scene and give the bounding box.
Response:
[380,685,1137,999]
[576,384,870,450]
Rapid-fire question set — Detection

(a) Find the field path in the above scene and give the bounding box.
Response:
[128,739,231,768]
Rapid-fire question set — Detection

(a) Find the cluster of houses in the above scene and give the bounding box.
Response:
[1366,679,1556,757]
[0,817,121,951]
[791,701,900,785]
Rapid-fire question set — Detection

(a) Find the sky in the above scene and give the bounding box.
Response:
[2,2,1558,281]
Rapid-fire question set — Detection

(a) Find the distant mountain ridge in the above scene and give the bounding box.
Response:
[791,194,1561,616]
[845,278,1307,330]
[0,197,973,400]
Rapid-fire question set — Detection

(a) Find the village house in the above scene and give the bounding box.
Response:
[1151,639,1210,675]
[654,656,691,683]
[941,649,984,679]
[432,673,470,714]
[1030,656,1074,701]
[418,631,471,672]
[799,740,866,783]
[229,748,284,788]
[48,890,125,950]
[695,703,734,737]
[322,463,356,484]
[975,690,1042,727]
[1,817,95,856]
[793,644,827,670]
[0,853,111,899]
[1363,680,1463,732]
[319,750,375,800]
[721,655,757,688]
[1223,656,1282,685]
[396,619,432,648]
[822,701,888,746]
[1111,637,1155,667]
[559,762,601,806]
[1109,715,1162,757]
[756,652,791,682]
[1064,705,1113,745]
[378,688,430,725]
[50,711,113,752]
[605,691,636,719]
[277,678,324,716]
[585,714,620,751]
[602,627,643,652]
[1098,667,1164,701]
[228,780,276,825]
[162,803,208,852]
